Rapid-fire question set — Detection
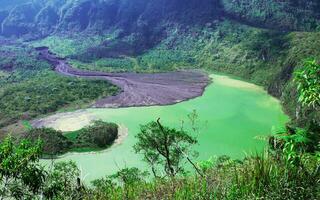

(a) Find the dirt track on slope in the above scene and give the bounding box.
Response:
[36,47,210,108]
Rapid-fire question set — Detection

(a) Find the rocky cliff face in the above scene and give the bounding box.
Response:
[0,0,222,38]
[0,0,319,38]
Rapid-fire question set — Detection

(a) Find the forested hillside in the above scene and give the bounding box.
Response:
[0,0,319,37]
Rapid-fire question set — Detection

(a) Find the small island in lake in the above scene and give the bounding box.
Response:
[22,120,119,157]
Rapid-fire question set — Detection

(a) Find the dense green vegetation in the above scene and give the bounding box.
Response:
[0,44,119,129]
[36,19,320,128]
[70,120,118,151]
[0,112,318,199]
[221,0,320,31]
[0,137,45,199]
[0,60,319,198]
[295,59,320,108]
[134,119,199,177]
[22,128,72,155]
[3,0,317,131]
[20,121,119,156]
[31,34,117,58]
[0,0,319,39]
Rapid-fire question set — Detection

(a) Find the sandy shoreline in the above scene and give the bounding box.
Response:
[31,109,96,131]
[34,46,209,157]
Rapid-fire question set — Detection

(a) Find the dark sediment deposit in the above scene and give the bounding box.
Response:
[36,47,210,108]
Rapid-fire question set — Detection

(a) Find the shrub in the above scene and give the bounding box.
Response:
[23,128,72,155]
[75,120,118,149]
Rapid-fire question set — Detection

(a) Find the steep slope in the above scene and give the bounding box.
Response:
[1,2,42,37]
[1,0,319,38]
[0,0,222,39]
[221,0,320,31]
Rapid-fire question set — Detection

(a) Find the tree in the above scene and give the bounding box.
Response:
[110,167,148,186]
[43,161,84,199]
[75,120,118,148]
[0,136,45,199]
[134,118,199,178]
[23,128,72,156]
[294,59,320,108]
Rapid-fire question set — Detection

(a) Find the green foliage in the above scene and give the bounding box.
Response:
[295,59,320,108]
[73,120,118,149]
[271,125,320,163]
[31,34,116,57]
[134,119,198,177]
[0,136,45,199]
[197,157,215,173]
[221,0,320,31]
[91,167,149,200]
[23,128,72,156]
[110,167,149,186]
[88,152,319,199]
[0,127,319,199]
[22,121,118,156]
[0,138,87,199]
[0,44,119,128]
[69,57,136,73]
[43,161,83,199]
[91,177,116,199]
[0,73,118,127]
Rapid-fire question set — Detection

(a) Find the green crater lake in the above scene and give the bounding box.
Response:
[41,74,288,182]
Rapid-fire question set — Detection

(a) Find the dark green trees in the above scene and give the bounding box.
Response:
[23,128,71,155]
[295,59,320,108]
[75,120,118,149]
[134,119,198,177]
[0,137,45,199]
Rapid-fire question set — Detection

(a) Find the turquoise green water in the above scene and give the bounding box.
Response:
[42,74,288,182]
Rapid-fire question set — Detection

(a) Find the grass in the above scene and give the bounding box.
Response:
[21,120,32,130]
[69,57,136,73]
[0,43,120,128]
[68,147,103,153]
[30,33,117,57]
[84,150,319,200]
[64,130,79,142]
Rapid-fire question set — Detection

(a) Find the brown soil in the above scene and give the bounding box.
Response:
[36,47,210,108]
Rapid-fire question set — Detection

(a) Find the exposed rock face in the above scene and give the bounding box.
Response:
[0,0,222,38]
[1,2,41,37]
[1,0,319,38]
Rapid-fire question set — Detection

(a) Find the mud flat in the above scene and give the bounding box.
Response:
[36,47,210,108]
[32,109,95,131]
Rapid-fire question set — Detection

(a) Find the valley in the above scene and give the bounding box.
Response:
[36,74,288,182]
[0,0,319,199]
[36,47,210,108]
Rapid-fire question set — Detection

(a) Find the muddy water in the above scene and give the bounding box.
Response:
[41,74,288,183]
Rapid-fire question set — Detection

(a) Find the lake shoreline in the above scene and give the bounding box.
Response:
[41,124,129,159]
[36,47,211,108]
[39,73,288,183]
